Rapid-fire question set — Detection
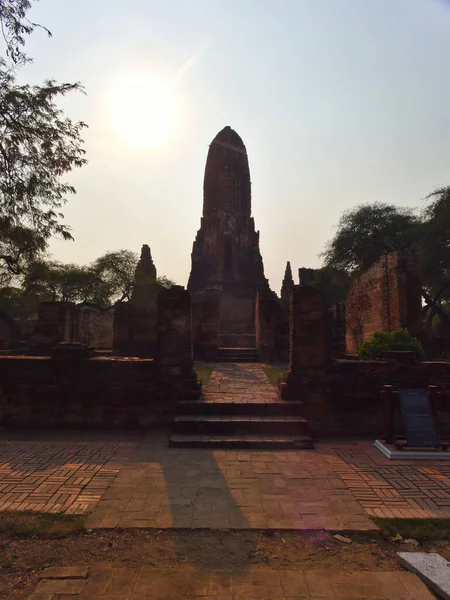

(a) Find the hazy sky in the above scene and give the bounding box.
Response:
[17,0,450,292]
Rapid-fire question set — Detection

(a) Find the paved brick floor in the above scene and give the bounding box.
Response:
[29,565,435,599]
[203,363,283,403]
[85,434,373,530]
[321,441,450,519]
[1,363,450,527]
[2,435,449,527]
[0,440,135,514]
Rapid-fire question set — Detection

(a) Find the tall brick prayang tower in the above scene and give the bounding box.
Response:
[188,126,269,337]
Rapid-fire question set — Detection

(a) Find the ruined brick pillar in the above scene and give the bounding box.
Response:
[281,286,330,431]
[29,302,76,354]
[281,286,329,394]
[194,288,220,361]
[330,302,346,358]
[157,286,193,369]
[157,286,199,401]
[256,290,277,362]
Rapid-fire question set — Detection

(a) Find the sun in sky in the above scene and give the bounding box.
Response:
[109,73,178,150]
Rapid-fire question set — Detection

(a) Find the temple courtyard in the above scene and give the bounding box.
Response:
[0,364,448,599]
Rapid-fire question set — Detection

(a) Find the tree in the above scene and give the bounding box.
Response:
[23,260,102,304]
[92,250,139,303]
[322,203,419,275]
[307,267,351,305]
[419,187,450,325]
[156,275,177,289]
[0,0,87,281]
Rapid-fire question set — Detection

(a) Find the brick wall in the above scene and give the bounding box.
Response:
[29,302,76,353]
[255,289,289,362]
[346,252,422,354]
[192,288,220,361]
[0,356,176,428]
[297,359,450,437]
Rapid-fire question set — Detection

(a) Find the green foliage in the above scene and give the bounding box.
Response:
[92,250,138,303]
[0,511,85,539]
[23,260,102,304]
[0,285,39,318]
[307,266,351,304]
[419,187,450,324]
[322,203,419,275]
[374,518,450,542]
[357,329,424,360]
[194,362,215,385]
[16,250,177,309]
[0,0,87,280]
[262,365,287,387]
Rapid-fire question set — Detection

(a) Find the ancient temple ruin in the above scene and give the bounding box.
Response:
[188,126,269,354]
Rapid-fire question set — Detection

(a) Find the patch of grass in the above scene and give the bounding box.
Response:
[262,365,288,387]
[0,512,85,539]
[374,518,450,542]
[194,362,215,386]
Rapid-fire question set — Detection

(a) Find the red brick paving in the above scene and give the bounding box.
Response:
[203,363,283,403]
[28,565,435,599]
[321,441,450,519]
[0,441,135,514]
[85,434,373,530]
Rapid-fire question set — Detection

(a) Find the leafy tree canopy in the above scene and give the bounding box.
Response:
[306,266,351,305]
[17,250,177,309]
[321,203,419,275]
[0,0,87,282]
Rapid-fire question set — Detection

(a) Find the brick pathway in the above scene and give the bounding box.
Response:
[0,440,135,514]
[2,436,449,526]
[85,433,373,530]
[204,363,283,403]
[29,565,434,599]
[1,365,450,527]
[322,441,450,519]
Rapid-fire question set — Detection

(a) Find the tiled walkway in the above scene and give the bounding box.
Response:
[203,363,283,403]
[0,440,135,514]
[29,565,434,600]
[322,442,450,519]
[1,364,450,527]
[85,434,372,530]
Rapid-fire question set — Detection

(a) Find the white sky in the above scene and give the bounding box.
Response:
[15,0,450,293]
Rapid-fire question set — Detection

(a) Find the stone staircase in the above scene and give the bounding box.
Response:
[217,347,260,362]
[169,399,313,449]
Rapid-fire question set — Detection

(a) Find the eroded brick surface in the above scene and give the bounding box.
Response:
[28,566,435,599]
[204,363,282,403]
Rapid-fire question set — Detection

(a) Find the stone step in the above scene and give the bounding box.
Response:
[173,415,309,435]
[177,401,304,416]
[217,348,260,363]
[169,434,314,450]
[218,334,257,349]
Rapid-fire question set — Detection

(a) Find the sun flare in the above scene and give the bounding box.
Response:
[109,73,178,150]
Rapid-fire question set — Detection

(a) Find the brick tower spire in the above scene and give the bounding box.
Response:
[281,261,294,306]
[188,126,269,334]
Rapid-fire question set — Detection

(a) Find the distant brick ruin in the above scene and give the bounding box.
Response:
[113,244,159,357]
[345,251,423,354]
[188,126,269,353]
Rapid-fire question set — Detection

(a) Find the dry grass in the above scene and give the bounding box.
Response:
[194,362,215,386]
[374,517,450,541]
[262,364,288,387]
[0,512,85,540]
